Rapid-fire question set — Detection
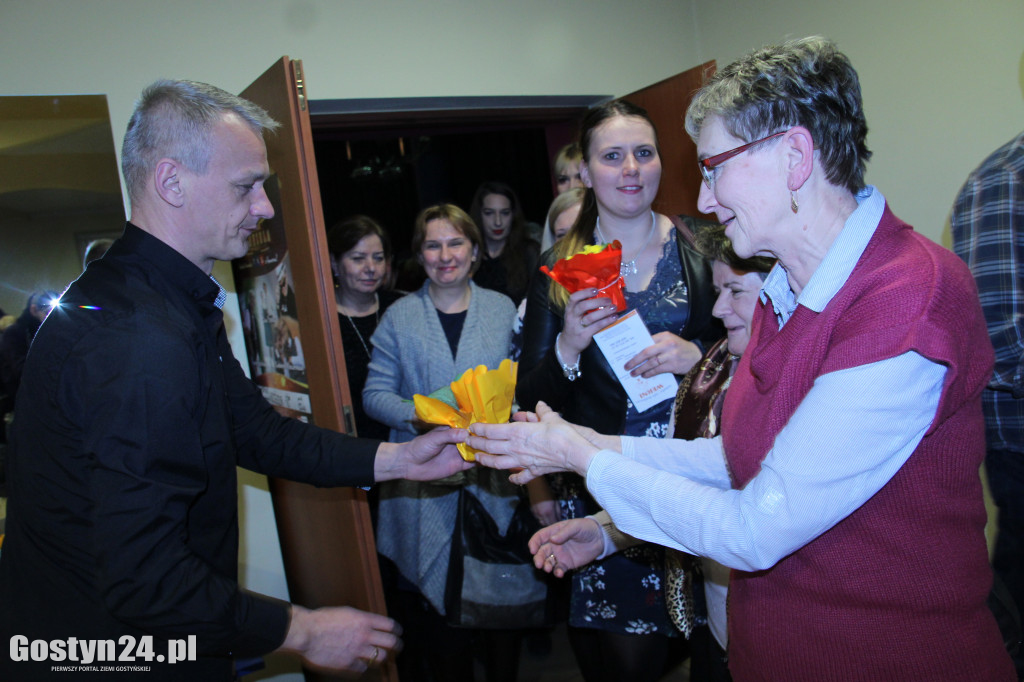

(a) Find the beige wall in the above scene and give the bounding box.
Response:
[3,0,1021,242]
[0,210,121,315]
[689,0,1024,244]
[0,0,699,202]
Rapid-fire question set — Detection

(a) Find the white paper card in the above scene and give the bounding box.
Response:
[592,310,678,413]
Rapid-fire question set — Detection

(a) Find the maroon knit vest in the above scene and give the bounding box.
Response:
[720,206,1014,681]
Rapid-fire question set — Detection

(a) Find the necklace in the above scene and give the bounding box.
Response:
[340,294,379,359]
[595,211,657,277]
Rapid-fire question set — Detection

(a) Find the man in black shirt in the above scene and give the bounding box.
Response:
[0,80,470,681]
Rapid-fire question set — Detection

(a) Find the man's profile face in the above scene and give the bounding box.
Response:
[180,113,273,271]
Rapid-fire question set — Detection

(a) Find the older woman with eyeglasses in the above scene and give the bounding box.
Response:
[468,37,1015,681]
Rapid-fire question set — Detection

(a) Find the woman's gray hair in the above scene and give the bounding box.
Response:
[685,36,871,193]
[121,79,279,204]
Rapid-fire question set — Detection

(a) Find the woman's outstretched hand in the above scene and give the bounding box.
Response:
[529,517,604,578]
[468,402,601,484]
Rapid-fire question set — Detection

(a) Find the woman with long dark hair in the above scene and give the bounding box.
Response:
[469,181,540,304]
[515,100,719,682]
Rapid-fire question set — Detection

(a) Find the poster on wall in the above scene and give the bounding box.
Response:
[231,175,314,423]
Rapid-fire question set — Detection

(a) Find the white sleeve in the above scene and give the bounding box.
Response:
[587,351,947,571]
[620,434,731,488]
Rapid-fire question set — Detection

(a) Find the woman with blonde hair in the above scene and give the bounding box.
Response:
[545,187,585,245]
[541,144,586,251]
[365,204,538,682]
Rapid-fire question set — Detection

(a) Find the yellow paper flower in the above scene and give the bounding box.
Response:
[577,243,611,256]
[414,358,517,461]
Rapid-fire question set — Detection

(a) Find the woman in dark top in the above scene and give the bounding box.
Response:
[516,100,719,682]
[470,181,540,304]
[327,215,402,441]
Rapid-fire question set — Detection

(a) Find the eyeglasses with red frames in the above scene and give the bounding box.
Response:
[698,130,788,188]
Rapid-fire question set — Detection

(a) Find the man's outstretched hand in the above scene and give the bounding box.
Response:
[374,426,472,482]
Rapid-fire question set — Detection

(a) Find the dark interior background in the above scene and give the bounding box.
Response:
[315,128,552,277]
[310,96,603,290]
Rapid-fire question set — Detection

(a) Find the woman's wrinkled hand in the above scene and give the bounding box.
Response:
[468,402,600,484]
[624,331,702,378]
[529,518,604,578]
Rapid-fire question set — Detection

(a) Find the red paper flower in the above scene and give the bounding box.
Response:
[539,241,627,311]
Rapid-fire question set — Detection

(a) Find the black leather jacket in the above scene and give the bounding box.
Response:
[516,220,721,435]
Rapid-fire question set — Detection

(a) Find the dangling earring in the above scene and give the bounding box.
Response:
[790,190,799,214]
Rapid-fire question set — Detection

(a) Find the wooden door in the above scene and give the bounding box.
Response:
[621,61,716,219]
[239,57,395,682]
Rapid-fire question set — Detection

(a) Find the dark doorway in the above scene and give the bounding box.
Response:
[309,96,607,287]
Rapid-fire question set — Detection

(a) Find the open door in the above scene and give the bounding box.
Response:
[622,60,716,219]
[228,56,714,682]
[238,57,395,682]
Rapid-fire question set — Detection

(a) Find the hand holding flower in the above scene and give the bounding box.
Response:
[468,401,611,485]
[413,359,517,462]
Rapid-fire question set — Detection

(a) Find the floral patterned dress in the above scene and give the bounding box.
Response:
[551,230,689,635]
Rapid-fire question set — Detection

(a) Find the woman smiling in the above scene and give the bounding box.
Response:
[470,37,1015,681]
[515,100,718,682]
[363,204,537,682]
[328,215,402,441]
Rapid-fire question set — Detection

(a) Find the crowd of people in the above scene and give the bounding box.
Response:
[0,34,1019,682]
[469,36,1020,682]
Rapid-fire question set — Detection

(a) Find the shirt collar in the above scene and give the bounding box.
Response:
[210,277,227,309]
[760,185,885,326]
[118,223,223,311]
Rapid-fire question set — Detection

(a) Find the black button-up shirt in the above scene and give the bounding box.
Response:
[0,224,378,680]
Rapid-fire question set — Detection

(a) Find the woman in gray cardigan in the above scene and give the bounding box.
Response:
[363,204,533,682]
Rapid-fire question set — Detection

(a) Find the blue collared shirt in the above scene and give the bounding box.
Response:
[761,185,884,323]
[587,187,947,571]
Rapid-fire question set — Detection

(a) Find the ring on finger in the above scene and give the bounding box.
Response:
[546,552,557,564]
[370,646,379,664]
